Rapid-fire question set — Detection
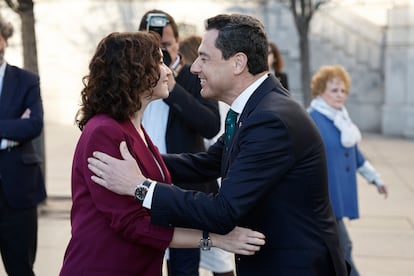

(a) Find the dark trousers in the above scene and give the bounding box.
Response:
[337,219,360,276]
[168,248,200,276]
[0,188,37,276]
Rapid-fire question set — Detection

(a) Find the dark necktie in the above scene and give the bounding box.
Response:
[224,109,239,151]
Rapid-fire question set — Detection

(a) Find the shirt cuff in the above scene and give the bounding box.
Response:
[142,181,157,209]
[358,160,383,186]
[0,139,7,150]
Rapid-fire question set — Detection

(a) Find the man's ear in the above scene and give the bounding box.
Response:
[2,37,8,47]
[233,52,248,75]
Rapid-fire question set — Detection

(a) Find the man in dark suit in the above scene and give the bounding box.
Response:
[89,13,349,276]
[138,9,228,276]
[0,15,46,276]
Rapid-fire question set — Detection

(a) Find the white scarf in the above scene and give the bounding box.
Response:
[310,97,361,148]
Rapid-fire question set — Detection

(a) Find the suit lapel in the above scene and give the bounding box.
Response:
[221,75,284,174]
[238,74,285,123]
[122,119,172,183]
[0,65,18,118]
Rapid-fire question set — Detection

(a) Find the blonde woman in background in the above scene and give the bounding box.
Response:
[308,65,388,276]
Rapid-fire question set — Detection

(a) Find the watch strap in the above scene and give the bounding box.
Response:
[199,230,212,251]
[141,179,152,189]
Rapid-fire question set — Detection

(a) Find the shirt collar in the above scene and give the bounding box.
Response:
[170,54,181,70]
[230,73,268,114]
[0,62,7,79]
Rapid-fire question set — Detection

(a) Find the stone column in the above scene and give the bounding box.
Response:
[383,5,414,138]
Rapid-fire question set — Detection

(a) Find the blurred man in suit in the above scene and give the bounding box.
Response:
[0,14,46,276]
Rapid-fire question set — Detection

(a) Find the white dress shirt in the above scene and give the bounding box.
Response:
[142,99,169,154]
[0,61,6,97]
[0,62,9,150]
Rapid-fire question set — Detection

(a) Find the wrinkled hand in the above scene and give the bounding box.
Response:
[212,226,265,255]
[377,184,388,199]
[87,141,146,196]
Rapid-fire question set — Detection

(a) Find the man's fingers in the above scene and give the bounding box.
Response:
[235,227,266,241]
[88,163,102,178]
[244,243,261,252]
[91,175,106,186]
[119,141,135,161]
[248,236,265,246]
[90,175,117,193]
[377,185,388,199]
[250,230,266,240]
[88,152,114,177]
[235,249,254,255]
[87,159,109,179]
[235,243,261,255]
[91,151,110,164]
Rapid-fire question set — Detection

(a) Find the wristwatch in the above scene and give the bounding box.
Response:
[134,179,152,203]
[199,230,212,251]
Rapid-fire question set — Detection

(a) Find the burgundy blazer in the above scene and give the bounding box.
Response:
[60,114,173,276]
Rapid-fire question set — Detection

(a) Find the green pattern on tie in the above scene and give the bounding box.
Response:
[224,109,239,151]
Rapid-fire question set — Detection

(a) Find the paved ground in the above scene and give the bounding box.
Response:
[1,122,413,275]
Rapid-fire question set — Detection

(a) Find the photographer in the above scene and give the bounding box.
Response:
[138,10,234,276]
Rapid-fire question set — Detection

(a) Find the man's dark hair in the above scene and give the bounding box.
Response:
[0,14,14,40]
[206,14,268,75]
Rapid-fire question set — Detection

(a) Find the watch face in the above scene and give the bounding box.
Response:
[135,185,148,202]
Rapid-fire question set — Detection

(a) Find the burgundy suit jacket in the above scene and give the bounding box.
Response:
[60,114,173,276]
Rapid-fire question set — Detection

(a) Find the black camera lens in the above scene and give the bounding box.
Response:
[162,49,171,66]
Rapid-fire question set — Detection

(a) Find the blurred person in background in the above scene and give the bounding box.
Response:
[268,41,289,90]
[0,14,46,276]
[308,64,388,276]
[179,35,202,65]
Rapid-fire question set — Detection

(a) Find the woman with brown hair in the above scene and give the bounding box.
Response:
[179,35,202,65]
[268,41,289,90]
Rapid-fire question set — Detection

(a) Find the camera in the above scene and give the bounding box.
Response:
[147,13,169,37]
[147,13,172,66]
